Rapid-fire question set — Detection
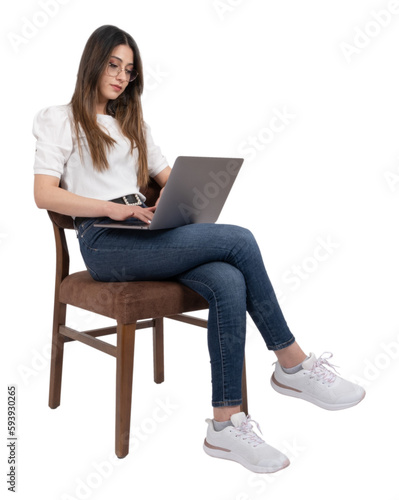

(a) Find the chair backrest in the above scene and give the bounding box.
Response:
[47,179,162,284]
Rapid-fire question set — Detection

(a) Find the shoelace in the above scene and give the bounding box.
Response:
[234,415,265,447]
[308,352,340,384]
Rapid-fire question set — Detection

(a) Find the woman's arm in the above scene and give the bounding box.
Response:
[152,166,171,207]
[153,166,171,187]
[34,174,155,223]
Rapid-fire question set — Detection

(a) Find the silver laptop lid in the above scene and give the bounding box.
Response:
[149,156,243,230]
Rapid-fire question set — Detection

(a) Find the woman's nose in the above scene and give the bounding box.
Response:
[116,70,127,82]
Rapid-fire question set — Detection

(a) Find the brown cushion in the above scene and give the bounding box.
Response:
[60,271,208,323]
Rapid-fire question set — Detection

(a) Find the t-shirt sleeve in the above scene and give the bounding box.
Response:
[32,105,73,179]
[144,122,169,178]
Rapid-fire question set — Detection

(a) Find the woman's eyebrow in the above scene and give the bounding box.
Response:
[110,55,134,66]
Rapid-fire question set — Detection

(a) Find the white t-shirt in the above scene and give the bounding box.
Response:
[32,104,169,202]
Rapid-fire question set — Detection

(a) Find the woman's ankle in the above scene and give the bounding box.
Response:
[275,341,307,369]
[213,405,241,422]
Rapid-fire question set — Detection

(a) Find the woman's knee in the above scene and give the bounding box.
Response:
[178,261,246,302]
[218,224,254,239]
[209,261,246,294]
[222,224,257,249]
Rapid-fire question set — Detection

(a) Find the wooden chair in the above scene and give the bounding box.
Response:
[47,179,248,458]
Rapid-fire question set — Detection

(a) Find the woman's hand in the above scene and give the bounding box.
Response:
[105,202,155,224]
[34,175,157,223]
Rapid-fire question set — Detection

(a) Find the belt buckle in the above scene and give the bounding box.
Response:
[123,194,141,206]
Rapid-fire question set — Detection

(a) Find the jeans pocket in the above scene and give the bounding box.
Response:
[79,218,101,239]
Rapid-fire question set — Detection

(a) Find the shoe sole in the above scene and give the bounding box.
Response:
[270,373,366,411]
[203,439,290,474]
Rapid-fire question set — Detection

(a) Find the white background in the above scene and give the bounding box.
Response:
[2,0,399,499]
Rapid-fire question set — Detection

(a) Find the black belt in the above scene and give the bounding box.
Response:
[75,194,143,228]
[110,194,143,206]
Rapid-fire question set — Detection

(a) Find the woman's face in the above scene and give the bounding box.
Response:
[96,44,134,113]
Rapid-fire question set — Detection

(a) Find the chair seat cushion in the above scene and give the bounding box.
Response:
[59,271,208,323]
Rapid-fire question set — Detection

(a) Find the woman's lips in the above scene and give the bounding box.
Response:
[110,84,122,91]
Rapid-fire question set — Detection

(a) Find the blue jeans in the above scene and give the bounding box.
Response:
[76,217,295,407]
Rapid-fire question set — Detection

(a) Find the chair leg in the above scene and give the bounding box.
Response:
[240,356,248,416]
[49,303,66,409]
[153,317,164,384]
[115,322,136,458]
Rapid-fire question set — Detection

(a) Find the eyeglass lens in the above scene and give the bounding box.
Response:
[107,62,138,82]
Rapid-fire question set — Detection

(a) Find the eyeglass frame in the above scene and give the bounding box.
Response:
[105,61,139,83]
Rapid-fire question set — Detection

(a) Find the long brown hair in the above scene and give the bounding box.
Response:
[70,25,149,187]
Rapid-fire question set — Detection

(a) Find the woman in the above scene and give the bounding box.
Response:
[33,25,365,473]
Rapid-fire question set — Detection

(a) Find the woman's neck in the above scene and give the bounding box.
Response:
[96,100,108,115]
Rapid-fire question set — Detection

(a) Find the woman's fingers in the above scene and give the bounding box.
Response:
[108,203,153,222]
[126,206,154,223]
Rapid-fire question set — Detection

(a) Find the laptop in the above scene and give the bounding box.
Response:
[94,156,244,230]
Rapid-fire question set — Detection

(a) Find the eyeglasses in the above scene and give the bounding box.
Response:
[106,62,138,82]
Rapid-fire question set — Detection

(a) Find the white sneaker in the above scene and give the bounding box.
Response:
[271,352,366,411]
[203,412,290,473]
